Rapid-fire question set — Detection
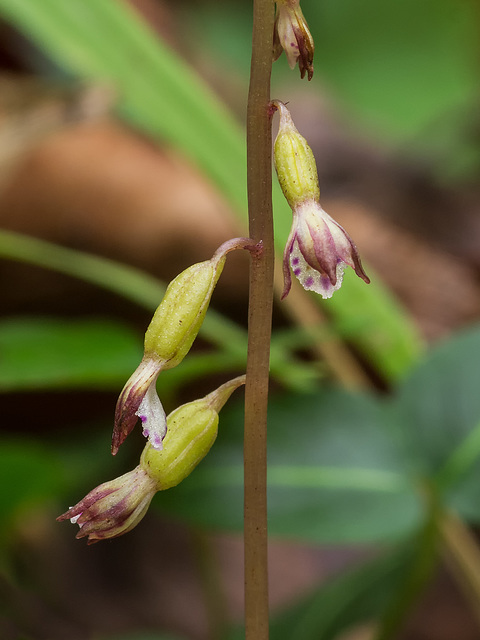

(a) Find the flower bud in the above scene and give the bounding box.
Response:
[141,375,245,490]
[272,100,319,209]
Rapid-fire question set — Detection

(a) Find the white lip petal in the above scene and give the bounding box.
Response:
[135,379,167,450]
[290,240,345,299]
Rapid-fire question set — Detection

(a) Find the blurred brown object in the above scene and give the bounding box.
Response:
[0,107,247,318]
[0,74,115,186]
[331,199,480,342]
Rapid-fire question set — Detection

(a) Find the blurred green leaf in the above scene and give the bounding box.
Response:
[0,317,142,390]
[392,325,480,475]
[158,388,422,543]
[0,440,65,523]
[0,0,422,382]
[331,269,422,382]
[391,325,480,524]
[183,0,478,171]
[158,324,480,542]
[227,545,414,640]
[310,0,477,143]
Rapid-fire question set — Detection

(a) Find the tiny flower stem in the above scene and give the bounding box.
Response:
[212,236,259,261]
[245,1,275,638]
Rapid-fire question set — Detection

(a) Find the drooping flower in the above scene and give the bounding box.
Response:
[283,200,369,299]
[59,376,246,543]
[273,0,314,81]
[272,100,369,299]
[57,467,157,544]
[112,238,254,455]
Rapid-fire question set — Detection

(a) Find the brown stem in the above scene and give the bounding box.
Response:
[244,1,275,638]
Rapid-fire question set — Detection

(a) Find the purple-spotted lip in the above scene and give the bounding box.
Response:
[134,373,167,451]
[112,357,164,455]
[282,200,369,299]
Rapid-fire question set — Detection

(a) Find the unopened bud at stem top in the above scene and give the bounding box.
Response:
[273,0,314,81]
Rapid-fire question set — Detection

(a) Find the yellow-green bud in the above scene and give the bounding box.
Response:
[140,375,245,490]
[140,401,218,490]
[272,100,320,209]
[144,255,224,370]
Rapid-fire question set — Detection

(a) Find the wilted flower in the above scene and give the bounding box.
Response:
[273,0,314,80]
[113,357,165,454]
[272,100,369,299]
[112,238,254,455]
[59,376,246,543]
[57,467,157,544]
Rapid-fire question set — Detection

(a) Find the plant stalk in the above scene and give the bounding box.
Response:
[244,0,275,638]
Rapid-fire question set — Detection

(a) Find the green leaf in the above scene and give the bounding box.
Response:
[330,269,422,382]
[391,324,480,524]
[158,389,422,543]
[184,0,477,146]
[392,325,480,475]
[0,317,142,390]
